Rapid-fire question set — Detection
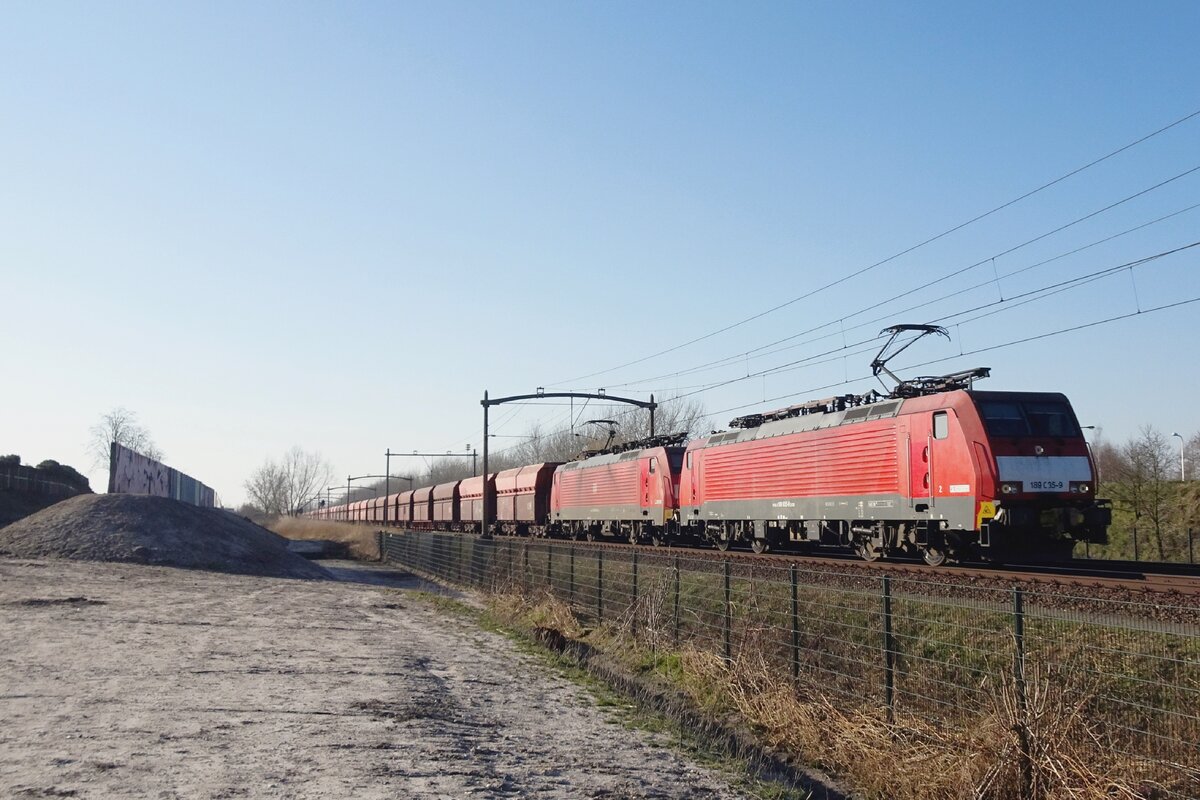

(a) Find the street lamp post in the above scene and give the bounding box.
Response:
[1173,433,1185,481]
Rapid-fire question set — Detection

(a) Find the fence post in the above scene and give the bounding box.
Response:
[1132,525,1139,561]
[723,560,732,662]
[523,544,529,593]
[569,544,576,607]
[673,555,681,646]
[546,543,553,591]
[790,564,800,683]
[468,536,476,587]
[882,576,895,724]
[1013,588,1032,797]
[597,548,604,622]
[631,550,639,635]
[457,536,464,583]
[1190,528,1194,565]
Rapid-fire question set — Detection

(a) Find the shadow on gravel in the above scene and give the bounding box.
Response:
[318,560,462,595]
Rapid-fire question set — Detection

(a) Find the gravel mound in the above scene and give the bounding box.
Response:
[0,494,328,580]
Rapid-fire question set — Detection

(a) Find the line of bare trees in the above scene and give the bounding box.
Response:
[1091,426,1199,560]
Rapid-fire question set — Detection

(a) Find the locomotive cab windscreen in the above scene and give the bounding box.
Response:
[972,395,1081,439]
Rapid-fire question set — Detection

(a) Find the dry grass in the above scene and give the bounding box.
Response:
[680,645,1168,800]
[487,589,586,640]
[481,585,1179,800]
[267,517,380,560]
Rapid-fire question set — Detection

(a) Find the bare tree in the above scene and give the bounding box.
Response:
[624,397,710,441]
[1088,426,1124,489]
[244,461,288,515]
[427,456,473,487]
[1185,431,1199,483]
[244,447,333,515]
[87,407,165,471]
[279,447,334,513]
[1111,426,1174,560]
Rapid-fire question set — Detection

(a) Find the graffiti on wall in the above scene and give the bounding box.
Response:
[108,443,217,508]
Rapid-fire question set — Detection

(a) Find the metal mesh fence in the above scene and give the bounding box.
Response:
[381,531,1200,797]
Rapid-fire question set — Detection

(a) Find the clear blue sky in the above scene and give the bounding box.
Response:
[3,1,1198,505]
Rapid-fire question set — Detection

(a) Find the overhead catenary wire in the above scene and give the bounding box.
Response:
[447,111,1200,455]
[484,246,1196,459]
[704,295,1200,421]
[698,243,1197,391]
[548,107,1200,387]
[615,241,1197,398]
[604,179,1200,391]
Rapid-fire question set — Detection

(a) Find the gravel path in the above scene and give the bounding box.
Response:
[0,558,750,799]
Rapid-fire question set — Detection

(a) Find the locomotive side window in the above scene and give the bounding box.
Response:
[649,457,657,474]
[933,411,949,440]
[686,452,693,469]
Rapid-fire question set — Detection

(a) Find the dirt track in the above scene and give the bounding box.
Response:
[0,558,748,799]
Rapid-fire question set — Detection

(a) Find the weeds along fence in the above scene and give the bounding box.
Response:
[381,530,1200,798]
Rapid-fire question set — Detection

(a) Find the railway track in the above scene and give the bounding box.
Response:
[482,532,1200,596]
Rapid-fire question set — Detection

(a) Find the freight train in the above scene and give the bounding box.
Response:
[311,367,1111,565]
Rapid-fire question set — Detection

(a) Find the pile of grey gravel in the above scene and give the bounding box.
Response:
[0,494,328,580]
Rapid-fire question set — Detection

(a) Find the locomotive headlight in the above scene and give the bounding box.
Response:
[1070,482,1091,494]
[1000,481,1022,495]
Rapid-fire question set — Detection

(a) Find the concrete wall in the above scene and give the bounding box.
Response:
[108,443,217,508]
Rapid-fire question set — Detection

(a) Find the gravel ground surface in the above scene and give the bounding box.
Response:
[0,557,751,799]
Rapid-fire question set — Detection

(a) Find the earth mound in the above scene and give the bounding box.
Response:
[0,494,329,580]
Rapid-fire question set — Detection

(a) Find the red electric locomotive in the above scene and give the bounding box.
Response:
[309,328,1110,565]
[549,438,685,544]
[679,372,1109,564]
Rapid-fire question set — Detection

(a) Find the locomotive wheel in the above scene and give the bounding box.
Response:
[628,529,640,545]
[650,534,665,547]
[715,537,731,552]
[751,538,769,554]
[921,547,948,567]
[585,529,598,542]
